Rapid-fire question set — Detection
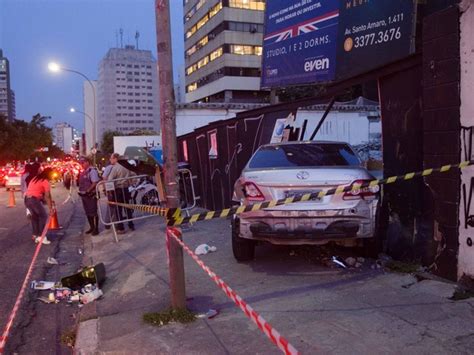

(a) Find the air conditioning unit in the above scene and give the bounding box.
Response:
[209,33,215,40]
[250,27,257,34]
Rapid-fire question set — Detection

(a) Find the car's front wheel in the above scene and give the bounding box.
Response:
[231,217,255,262]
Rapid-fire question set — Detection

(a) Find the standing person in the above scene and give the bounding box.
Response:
[101,163,114,230]
[107,153,135,233]
[24,167,54,244]
[78,157,100,236]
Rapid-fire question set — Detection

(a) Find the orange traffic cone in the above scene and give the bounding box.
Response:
[48,202,62,230]
[7,188,16,208]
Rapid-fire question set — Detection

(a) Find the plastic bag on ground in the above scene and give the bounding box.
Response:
[195,244,217,255]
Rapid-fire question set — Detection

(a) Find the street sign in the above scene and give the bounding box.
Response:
[261,0,417,88]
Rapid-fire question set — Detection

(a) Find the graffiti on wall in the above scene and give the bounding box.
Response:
[461,126,474,229]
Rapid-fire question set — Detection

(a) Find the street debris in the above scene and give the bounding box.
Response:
[31,281,58,290]
[47,257,59,265]
[197,309,219,319]
[61,263,106,290]
[332,256,347,269]
[194,244,217,255]
[31,264,106,306]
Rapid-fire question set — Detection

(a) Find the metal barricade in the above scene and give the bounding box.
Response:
[96,169,197,241]
[96,174,162,242]
[178,168,197,213]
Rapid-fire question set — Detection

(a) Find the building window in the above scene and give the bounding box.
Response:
[188,82,197,92]
[185,1,222,39]
[230,44,262,55]
[229,0,265,10]
[210,47,223,61]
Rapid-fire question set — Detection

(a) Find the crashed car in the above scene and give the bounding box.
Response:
[232,141,380,261]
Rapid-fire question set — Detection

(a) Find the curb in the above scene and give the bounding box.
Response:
[74,319,99,355]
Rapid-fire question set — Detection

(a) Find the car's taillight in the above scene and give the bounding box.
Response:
[243,182,265,201]
[343,179,379,200]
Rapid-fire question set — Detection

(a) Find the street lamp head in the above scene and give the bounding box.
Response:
[69,107,76,113]
[48,62,61,73]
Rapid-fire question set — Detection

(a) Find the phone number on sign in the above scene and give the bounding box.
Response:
[352,27,402,49]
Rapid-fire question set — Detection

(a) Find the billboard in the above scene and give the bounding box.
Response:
[261,0,417,88]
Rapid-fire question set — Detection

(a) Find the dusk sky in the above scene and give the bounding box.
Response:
[0,0,184,131]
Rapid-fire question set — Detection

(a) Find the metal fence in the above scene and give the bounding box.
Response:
[96,169,197,242]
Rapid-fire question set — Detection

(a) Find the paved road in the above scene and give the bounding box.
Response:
[0,185,84,354]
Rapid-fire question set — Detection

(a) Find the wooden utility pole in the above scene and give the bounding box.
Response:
[155,0,186,309]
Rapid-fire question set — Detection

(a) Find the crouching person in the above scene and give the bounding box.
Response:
[78,156,100,236]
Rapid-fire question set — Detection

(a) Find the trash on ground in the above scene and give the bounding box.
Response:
[38,296,55,304]
[80,287,103,304]
[61,263,106,290]
[197,309,219,319]
[47,257,59,265]
[332,256,347,269]
[289,250,297,256]
[357,257,365,263]
[195,244,217,255]
[30,280,59,290]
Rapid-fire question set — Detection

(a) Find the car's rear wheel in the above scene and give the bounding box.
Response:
[232,217,255,262]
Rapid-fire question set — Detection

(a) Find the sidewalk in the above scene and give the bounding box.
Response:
[75,213,474,354]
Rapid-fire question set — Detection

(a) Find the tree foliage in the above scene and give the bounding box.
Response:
[0,113,56,164]
[100,130,122,155]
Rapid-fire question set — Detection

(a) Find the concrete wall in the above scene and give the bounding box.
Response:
[458,0,474,279]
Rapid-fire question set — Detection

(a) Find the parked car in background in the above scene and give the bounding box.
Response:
[232,141,380,261]
[4,169,22,189]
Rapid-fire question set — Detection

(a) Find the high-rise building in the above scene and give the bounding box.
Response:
[183,0,268,103]
[96,45,160,144]
[54,122,74,153]
[0,49,15,122]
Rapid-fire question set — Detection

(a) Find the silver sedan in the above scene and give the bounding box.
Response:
[232,141,379,261]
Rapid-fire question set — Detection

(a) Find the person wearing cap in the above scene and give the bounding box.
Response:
[78,157,100,236]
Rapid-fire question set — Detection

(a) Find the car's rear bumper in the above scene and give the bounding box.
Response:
[238,201,377,245]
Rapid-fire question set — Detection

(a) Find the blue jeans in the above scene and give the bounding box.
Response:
[25,197,47,236]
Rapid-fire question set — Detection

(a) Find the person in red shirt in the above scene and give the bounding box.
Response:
[24,167,54,244]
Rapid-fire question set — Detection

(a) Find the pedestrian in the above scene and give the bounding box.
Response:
[107,153,135,233]
[78,156,100,236]
[24,167,55,244]
[101,163,114,230]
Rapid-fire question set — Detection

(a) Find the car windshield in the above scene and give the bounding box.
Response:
[248,143,360,169]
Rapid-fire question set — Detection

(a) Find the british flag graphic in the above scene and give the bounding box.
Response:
[264,9,339,44]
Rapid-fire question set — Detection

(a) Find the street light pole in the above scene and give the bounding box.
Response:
[48,63,97,164]
[155,0,185,310]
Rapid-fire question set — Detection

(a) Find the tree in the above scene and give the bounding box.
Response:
[0,113,54,164]
[101,130,122,155]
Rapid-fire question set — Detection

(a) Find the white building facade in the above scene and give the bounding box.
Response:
[184,0,269,103]
[96,46,160,146]
[0,49,15,122]
[54,122,74,153]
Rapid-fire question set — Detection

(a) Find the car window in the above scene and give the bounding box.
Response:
[248,143,360,169]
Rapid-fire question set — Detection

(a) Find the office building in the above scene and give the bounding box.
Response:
[96,46,160,144]
[54,122,74,153]
[184,0,268,103]
[0,49,15,121]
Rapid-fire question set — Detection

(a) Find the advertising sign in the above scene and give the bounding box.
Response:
[262,0,339,87]
[261,0,416,88]
[337,0,416,79]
